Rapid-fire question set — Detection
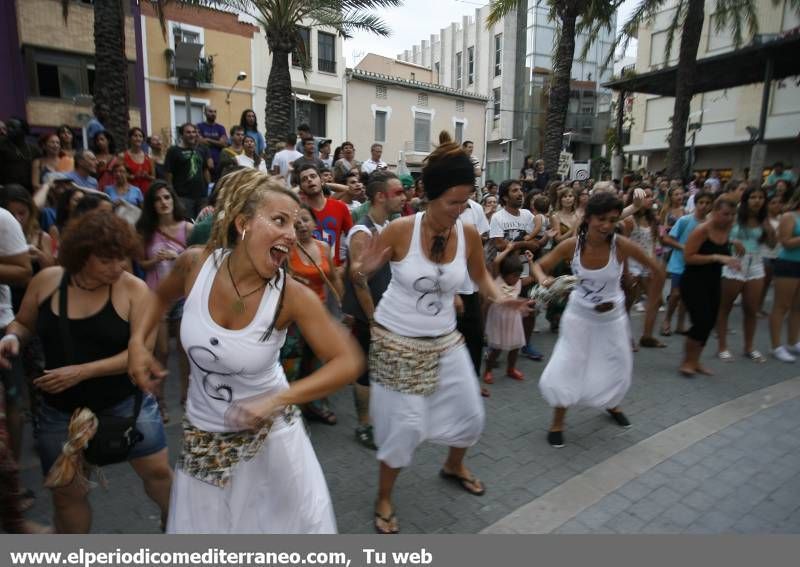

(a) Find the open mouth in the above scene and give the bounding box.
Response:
[270,244,289,267]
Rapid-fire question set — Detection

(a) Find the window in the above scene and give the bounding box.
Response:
[173,26,201,46]
[318,31,336,73]
[410,72,415,81]
[292,27,311,69]
[455,121,464,144]
[417,93,428,107]
[494,34,502,76]
[295,101,327,136]
[375,110,387,143]
[467,46,474,85]
[455,51,462,90]
[493,87,501,118]
[27,48,137,105]
[434,61,440,82]
[456,99,465,112]
[172,97,207,141]
[376,85,387,99]
[414,111,431,152]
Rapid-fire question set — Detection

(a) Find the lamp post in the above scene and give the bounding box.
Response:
[225,71,247,125]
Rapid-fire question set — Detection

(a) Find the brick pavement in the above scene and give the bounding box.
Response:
[13,310,800,533]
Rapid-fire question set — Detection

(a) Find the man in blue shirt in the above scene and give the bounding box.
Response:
[660,190,713,335]
[196,106,228,172]
[66,150,99,189]
[86,103,109,143]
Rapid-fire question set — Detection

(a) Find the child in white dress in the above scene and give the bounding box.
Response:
[483,248,536,387]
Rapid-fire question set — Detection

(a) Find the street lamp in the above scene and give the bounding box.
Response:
[225,71,248,105]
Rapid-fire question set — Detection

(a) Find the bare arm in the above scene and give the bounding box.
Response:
[779,213,800,249]
[33,181,52,210]
[0,252,32,286]
[348,231,378,321]
[532,238,575,285]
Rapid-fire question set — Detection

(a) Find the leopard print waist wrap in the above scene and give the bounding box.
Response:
[177,405,301,488]
[369,325,465,396]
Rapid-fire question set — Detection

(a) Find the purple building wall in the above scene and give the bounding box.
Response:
[0,0,27,121]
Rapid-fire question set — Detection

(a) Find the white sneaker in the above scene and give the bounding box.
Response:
[634,302,645,313]
[787,342,800,355]
[772,346,796,363]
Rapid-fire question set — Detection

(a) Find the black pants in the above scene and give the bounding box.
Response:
[350,319,372,386]
[457,293,483,375]
[681,275,720,345]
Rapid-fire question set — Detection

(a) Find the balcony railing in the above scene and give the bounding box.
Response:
[164,50,215,85]
[318,58,336,74]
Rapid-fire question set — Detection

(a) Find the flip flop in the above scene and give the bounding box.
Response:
[439,469,486,496]
[374,511,399,534]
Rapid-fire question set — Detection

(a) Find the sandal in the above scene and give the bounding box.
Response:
[746,350,766,363]
[480,387,491,398]
[505,368,524,381]
[660,325,672,337]
[482,370,494,384]
[717,350,734,362]
[374,509,399,534]
[439,469,486,496]
[639,336,667,348]
[304,405,337,425]
[355,424,377,450]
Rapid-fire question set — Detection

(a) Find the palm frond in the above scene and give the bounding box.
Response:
[486,0,521,28]
[662,0,687,68]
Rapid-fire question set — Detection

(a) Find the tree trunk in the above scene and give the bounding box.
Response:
[666,0,705,178]
[93,0,129,150]
[542,1,579,177]
[265,47,294,165]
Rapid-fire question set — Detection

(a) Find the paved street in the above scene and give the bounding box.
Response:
[15,308,800,534]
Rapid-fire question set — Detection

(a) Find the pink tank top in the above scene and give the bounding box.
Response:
[145,222,188,290]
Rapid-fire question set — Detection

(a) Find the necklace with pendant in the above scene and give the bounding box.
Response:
[226,256,266,314]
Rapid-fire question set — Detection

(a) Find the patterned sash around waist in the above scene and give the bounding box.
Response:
[369,325,464,396]
[177,405,301,488]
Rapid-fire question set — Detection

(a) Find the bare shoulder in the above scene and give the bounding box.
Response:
[119,270,149,295]
[278,273,322,326]
[29,266,63,296]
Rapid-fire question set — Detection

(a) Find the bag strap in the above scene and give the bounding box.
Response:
[58,271,75,366]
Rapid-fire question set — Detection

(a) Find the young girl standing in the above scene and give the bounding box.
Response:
[483,249,536,388]
[759,192,783,316]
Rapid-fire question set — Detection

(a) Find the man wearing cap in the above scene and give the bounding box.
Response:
[196,106,228,173]
[361,144,388,175]
[318,139,333,168]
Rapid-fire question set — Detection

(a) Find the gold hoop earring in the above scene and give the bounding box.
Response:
[241,229,247,241]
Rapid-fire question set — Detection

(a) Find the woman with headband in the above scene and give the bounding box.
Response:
[353,131,532,534]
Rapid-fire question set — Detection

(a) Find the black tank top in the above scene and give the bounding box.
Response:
[37,282,136,412]
[683,238,730,281]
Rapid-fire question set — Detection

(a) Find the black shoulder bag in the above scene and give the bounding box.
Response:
[58,271,143,466]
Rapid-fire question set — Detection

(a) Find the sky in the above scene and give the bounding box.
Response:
[343,0,639,66]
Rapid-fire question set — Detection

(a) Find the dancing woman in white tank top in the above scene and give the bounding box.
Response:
[532,193,665,448]
[353,132,533,534]
[128,169,363,533]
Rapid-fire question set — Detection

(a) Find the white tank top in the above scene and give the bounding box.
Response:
[180,250,290,432]
[569,235,625,310]
[374,212,467,337]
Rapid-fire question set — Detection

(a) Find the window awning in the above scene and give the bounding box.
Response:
[602,32,800,96]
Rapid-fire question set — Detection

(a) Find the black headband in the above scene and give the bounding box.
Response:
[422,153,475,201]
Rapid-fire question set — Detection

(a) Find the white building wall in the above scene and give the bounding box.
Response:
[627,0,800,171]
[251,20,344,144]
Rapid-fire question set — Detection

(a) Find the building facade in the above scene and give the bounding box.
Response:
[398,1,615,182]
[140,2,257,144]
[625,0,800,174]
[2,0,143,135]
[250,21,345,144]
[345,64,487,173]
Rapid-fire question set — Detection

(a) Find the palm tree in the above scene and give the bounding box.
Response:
[164,0,400,161]
[487,1,617,178]
[61,0,130,147]
[593,0,800,178]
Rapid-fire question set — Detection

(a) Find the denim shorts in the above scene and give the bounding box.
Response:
[669,272,682,292]
[35,393,167,475]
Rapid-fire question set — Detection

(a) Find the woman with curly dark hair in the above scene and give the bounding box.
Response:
[0,211,172,533]
[239,109,265,155]
[136,181,192,418]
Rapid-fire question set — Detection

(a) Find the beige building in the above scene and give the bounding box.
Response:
[13,0,141,131]
[345,61,488,173]
[626,0,800,173]
[140,2,257,144]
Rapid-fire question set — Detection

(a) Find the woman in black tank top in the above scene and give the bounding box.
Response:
[0,212,172,533]
[680,198,741,376]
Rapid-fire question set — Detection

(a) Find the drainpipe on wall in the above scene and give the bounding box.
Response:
[131,0,148,134]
